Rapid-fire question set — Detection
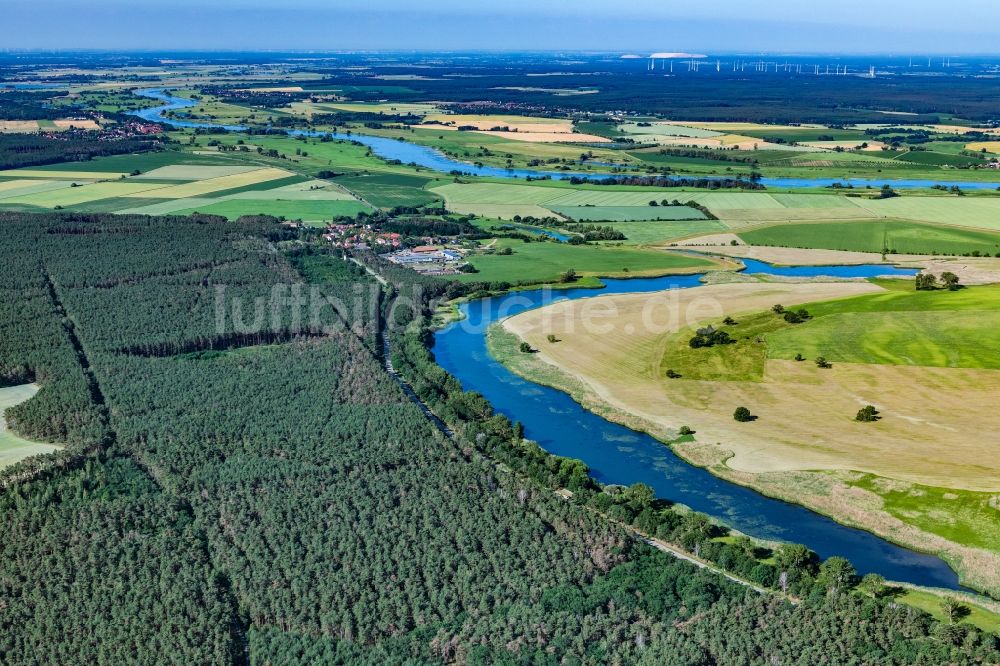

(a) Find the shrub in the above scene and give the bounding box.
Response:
[815,356,832,369]
[783,308,811,324]
[733,406,755,422]
[855,405,880,422]
[518,342,534,353]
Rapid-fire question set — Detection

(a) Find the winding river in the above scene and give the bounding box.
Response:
[433,260,965,590]
[133,89,1000,191]
[135,89,968,589]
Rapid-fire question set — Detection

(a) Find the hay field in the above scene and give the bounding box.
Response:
[0,385,60,469]
[423,113,572,133]
[548,205,707,222]
[431,182,880,223]
[857,197,1000,231]
[502,280,1000,491]
[0,120,42,133]
[52,119,100,130]
[0,169,126,180]
[0,179,76,200]
[966,141,1000,154]
[473,130,610,143]
[132,164,263,180]
[1,181,173,208]
[445,203,564,220]
[618,123,723,138]
[122,167,293,198]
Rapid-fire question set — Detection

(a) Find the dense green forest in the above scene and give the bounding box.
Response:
[0,131,163,170]
[1,211,998,664]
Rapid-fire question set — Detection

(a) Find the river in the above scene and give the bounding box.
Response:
[133,89,1000,191]
[433,259,965,590]
[136,88,966,588]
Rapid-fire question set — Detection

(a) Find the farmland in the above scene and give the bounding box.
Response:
[5,48,1000,664]
[739,219,1000,256]
[0,150,374,222]
[458,237,718,284]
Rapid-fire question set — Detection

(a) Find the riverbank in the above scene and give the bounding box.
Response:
[488,318,1000,596]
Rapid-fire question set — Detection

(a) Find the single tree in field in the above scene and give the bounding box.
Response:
[815,356,832,369]
[678,425,694,436]
[546,334,558,343]
[560,268,578,283]
[794,353,805,362]
[940,598,970,625]
[733,406,755,422]
[771,304,785,314]
[915,272,938,291]
[941,271,961,291]
[519,342,534,353]
[855,405,881,422]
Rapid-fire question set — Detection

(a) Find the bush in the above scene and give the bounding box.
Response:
[733,406,755,422]
[518,341,534,353]
[855,405,880,422]
[783,308,811,324]
[815,356,832,369]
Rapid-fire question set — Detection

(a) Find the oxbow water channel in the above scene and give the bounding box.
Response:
[134,89,1000,190]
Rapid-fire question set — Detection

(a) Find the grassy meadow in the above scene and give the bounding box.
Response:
[739,219,1000,256]
[766,282,1000,368]
[0,385,60,469]
[458,237,716,284]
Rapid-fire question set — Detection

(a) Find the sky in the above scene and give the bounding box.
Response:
[4,0,1000,53]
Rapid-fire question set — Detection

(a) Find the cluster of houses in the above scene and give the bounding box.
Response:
[321,224,403,250]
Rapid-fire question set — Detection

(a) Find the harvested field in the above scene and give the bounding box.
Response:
[472,130,610,143]
[501,281,1000,491]
[52,119,100,130]
[123,167,294,198]
[966,141,1000,154]
[0,120,41,133]
[131,165,263,180]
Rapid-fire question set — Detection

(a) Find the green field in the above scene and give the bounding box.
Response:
[858,197,1000,231]
[457,237,714,284]
[334,172,441,208]
[549,205,707,222]
[659,310,784,382]
[766,282,1000,368]
[846,473,1000,555]
[895,588,1000,636]
[173,198,372,221]
[739,219,1000,255]
[592,219,727,245]
[0,385,60,469]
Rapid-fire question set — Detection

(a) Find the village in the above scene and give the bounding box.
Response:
[321,220,470,275]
